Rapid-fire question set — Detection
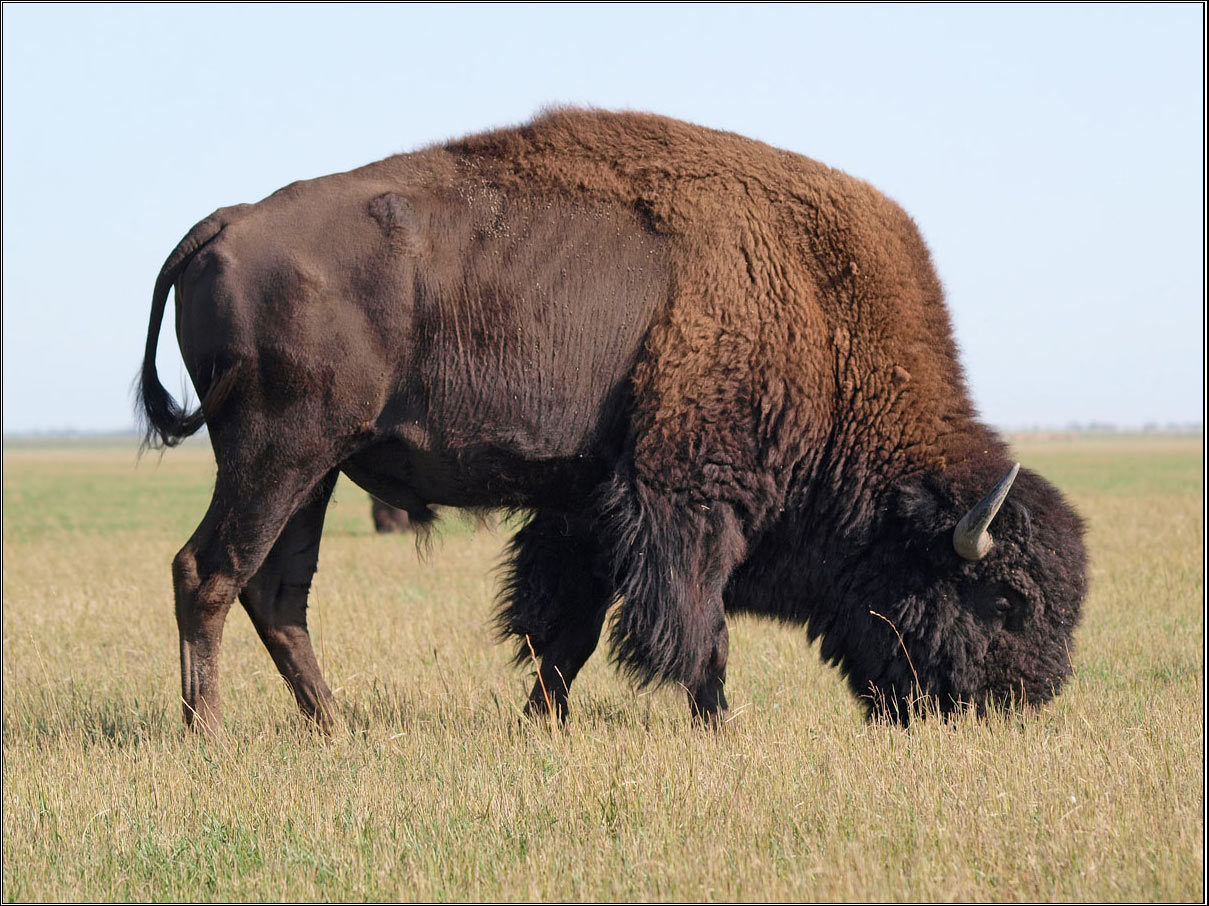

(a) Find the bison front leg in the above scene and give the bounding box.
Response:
[604,478,746,727]
[238,471,339,729]
[497,512,614,722]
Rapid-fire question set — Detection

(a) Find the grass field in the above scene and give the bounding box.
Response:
[2,434,1203,900]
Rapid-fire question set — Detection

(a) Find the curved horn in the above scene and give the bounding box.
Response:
[953,462,1020,561]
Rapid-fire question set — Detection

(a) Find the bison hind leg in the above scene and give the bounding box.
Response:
[239,471,341,730]
[173,462,340,735]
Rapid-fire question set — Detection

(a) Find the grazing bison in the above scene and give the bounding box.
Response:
[139,109,1085,731]
[371,496,414,533]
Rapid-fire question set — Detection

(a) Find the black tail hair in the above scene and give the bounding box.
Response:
[137,208,245,451]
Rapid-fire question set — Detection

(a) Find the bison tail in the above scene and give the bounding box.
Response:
[138,358,239,451]
[137,364,205,451]
[137,209,242,451]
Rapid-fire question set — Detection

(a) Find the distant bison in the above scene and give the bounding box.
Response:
[139,109,1085,732]
[371,496,413,533]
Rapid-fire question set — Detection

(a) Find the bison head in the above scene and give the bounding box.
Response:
[823,461,1087,723]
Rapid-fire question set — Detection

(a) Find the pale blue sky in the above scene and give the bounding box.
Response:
[2,3,1203,432]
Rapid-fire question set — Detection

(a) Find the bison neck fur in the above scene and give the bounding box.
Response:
[141,108,1087,730]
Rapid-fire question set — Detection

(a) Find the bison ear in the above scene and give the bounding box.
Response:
[892,475,978,561]
[893,478,948,535]
[368,193,425,255]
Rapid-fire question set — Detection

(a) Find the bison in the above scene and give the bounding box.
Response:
[139,109,1085,731]
[371,495,414,533]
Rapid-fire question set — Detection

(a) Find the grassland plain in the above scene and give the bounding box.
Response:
[1,434,1203,901]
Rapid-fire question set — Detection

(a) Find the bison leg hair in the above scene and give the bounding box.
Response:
[496,512,614,722]
[603,478,746,726]
[238,470,339,730]
[172,465,337,735]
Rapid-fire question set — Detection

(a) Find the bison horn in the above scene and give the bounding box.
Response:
[952,462,1021,561]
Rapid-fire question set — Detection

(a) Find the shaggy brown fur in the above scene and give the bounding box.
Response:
[140,109,1085,732]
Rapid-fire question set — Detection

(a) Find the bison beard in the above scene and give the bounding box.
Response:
[139,109,1086,732]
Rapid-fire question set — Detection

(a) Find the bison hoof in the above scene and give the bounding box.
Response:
[523,695,569,726]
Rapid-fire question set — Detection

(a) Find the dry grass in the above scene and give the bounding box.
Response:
[2,435,1203,900]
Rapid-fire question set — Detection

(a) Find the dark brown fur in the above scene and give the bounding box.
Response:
[140,109,1085,731]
